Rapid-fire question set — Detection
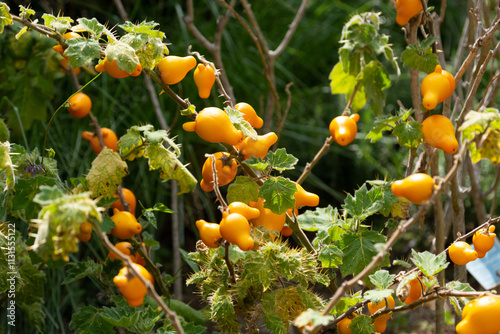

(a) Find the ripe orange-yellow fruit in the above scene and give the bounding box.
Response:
[421,115,459,154]
[329,113,359,146]
[68,92,92,119]
[157,55,197,85]
[183,107,244,145]
[391,173,434,204]
[193,63,216,98]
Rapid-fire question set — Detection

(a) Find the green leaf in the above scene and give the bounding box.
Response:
[266,148,298,172]
[446,281,475,315]
[329,62,367,111]
[393,121,423,148]
[144,203,173,214]
[349,315,376,334]
[86,148,129,199]
[342,183,384,221]
[17,262,46,305]
[117,127,144,158]
[393,259,411,268]
[142,210,157,229]
[259,176,296,215]
[105,41,140,73]
[359,60,391,115]
[100,306,141,328]
[33,184,64,206]
[459,109,500,133]
[41,14,73,34]
[62,260,102,284]
[242,156,269,171]
[101,216,115,234]
[227,176,259,204]
[227,107,258,140]
[460,109,500,164]
[73,17,105,37]
[400,37,439,73]
[0,142,15,190]
[365,123,392,143]
[0,3,13,34]
[294,309,334,328]
[145,143,196,195]
[69,306,115,334]
[0,118,9,142]
[210,287,240,333]
[124,34,165,69]
[410,250,449,277]
[64,37,100,68]
[167,299,209,325]
[369,270,395,290]
[318,243,343,268]
[11,176,59,220]
[298,205,340,232]
[339,231,388,277]
[119,21,165,39]
[15,26,28,40]
[364,288,393,303]
[332,293,364,315]
[20,302,45,332]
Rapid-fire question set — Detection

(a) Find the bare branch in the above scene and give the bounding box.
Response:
[269,0,310,58]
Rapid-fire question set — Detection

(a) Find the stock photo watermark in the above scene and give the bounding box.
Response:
[5,221,16,327]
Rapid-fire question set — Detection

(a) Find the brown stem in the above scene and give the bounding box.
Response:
[206,153,228,210]
[143,68,192,113]
[128,238,171,298]
[296,137,334,185]
[116,184,131,213]
[224,241,236,284]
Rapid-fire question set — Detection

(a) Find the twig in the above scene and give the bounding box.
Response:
[276,82,294,140]
[296,137,334,185]
[454,15,500,84]
[143,68,192,113]
[477,72,500,109]
[224,241,236,284]
[116,184,131,213]
[206,153,228,210]
[269,0,311,59]
[457,42,500,126]
[128,238,171,298]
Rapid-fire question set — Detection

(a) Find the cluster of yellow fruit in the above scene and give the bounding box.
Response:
[448,225,496,265]
[196,184,319,251]
[156,55,216,99]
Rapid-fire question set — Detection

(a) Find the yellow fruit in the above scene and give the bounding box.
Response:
[421,115,459,154]
[195,220,222,248]
[238,132,278,160]
[329,113,359,146]
[110,208,142,239]
[157,55,197,85]
[391,173,434,204]
[183,107,244,145]
[219,212,254,251]
[449,241,478,265]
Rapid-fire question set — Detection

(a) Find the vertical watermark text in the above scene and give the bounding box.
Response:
[5,221,16,327]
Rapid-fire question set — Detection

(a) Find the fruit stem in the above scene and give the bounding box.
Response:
[143,68,193,116]
[129,238,171,298]
[224,241,237,284]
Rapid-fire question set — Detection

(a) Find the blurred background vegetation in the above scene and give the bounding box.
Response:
[1,0,496,333]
